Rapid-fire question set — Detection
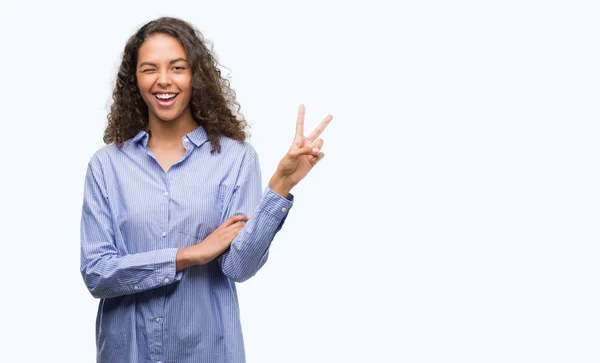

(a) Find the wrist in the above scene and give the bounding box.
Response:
[269,175,293,197]
[176,247,198,271]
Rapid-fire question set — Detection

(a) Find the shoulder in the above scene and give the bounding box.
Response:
[87,144,120,165]
[217,136,258,161]
[86,141,136,171]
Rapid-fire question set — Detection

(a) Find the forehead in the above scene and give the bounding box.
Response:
[138,33,187,63]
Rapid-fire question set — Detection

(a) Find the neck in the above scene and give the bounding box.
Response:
[147,109,198,149]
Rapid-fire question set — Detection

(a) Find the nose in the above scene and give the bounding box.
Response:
[156,71,171,87]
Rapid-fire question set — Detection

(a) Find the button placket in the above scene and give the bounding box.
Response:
[160,174,171,244]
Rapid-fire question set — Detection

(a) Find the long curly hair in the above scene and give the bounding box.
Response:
[104,17,247,153]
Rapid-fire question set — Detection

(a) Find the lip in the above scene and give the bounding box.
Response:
[153,93,179,108]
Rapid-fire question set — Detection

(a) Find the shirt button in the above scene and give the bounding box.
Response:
[164,278,170,284]
[281,207,287,213]
[155,318,162,323]
[161,232,166,237]
[163,191,168,197]
[133,285,140,290]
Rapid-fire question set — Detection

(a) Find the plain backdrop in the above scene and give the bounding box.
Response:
[0,0,598,362]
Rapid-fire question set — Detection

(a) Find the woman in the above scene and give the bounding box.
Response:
[80,17,331,363]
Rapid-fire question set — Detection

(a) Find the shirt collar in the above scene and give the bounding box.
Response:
[131,130,149,146]
[130,126,209,148]
[185,126,209,147]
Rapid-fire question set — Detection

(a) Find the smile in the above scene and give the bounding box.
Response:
[153,93,179,107]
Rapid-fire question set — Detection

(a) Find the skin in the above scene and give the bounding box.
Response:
[136,33,197,172]
[135,33,332,271]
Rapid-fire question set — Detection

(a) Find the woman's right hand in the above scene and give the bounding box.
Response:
[176,215,249,271]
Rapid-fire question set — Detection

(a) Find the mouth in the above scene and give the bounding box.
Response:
[153,92,179,107]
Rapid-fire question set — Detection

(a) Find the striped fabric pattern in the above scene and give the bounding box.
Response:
[80,126,293,363]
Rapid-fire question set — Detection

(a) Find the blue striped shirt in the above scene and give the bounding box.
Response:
[80,126,293,363]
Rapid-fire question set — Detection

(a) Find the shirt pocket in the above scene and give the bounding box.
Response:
[177,229,206,247]
[175,183,225,247]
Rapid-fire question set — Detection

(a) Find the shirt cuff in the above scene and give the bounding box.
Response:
[261,186,294,217]
[258,187,294,232]
[154,248,183,285]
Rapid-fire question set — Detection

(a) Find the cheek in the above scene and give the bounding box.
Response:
[178,78,193,103]
[137,77,152,93]
[137,89,152,107]
[136,78,154,105]
[176,74,193,93]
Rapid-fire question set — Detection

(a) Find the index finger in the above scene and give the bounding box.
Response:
[295,104,305,137]
[220,214,249,229]
[308,114,333,142]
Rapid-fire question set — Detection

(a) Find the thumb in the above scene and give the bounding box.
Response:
[311,152,325,165]
[289,146,319,159]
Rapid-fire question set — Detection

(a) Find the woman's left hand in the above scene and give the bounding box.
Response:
[269,104,333,197]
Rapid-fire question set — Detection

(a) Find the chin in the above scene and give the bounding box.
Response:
[153,110,181,122]
[157,116,178,122]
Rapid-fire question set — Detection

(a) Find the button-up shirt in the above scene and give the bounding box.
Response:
[80,126,293,363]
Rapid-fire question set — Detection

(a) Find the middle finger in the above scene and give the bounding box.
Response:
[308,115,333,142]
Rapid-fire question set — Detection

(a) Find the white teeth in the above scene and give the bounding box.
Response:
[155,93,176,100]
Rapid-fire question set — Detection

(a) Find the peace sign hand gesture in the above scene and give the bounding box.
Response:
[268,105,333,197]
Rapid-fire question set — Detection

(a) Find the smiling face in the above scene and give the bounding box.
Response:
[136,33,193,125]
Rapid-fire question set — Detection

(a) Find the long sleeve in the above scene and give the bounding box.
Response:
[80,157,182,299]
[218,150,293,282]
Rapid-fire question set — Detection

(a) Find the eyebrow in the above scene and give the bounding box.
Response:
[138,58,189,68]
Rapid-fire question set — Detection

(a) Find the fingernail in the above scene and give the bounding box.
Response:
[312,148,319,153]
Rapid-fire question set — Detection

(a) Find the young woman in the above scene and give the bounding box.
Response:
[80,17,331,363]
